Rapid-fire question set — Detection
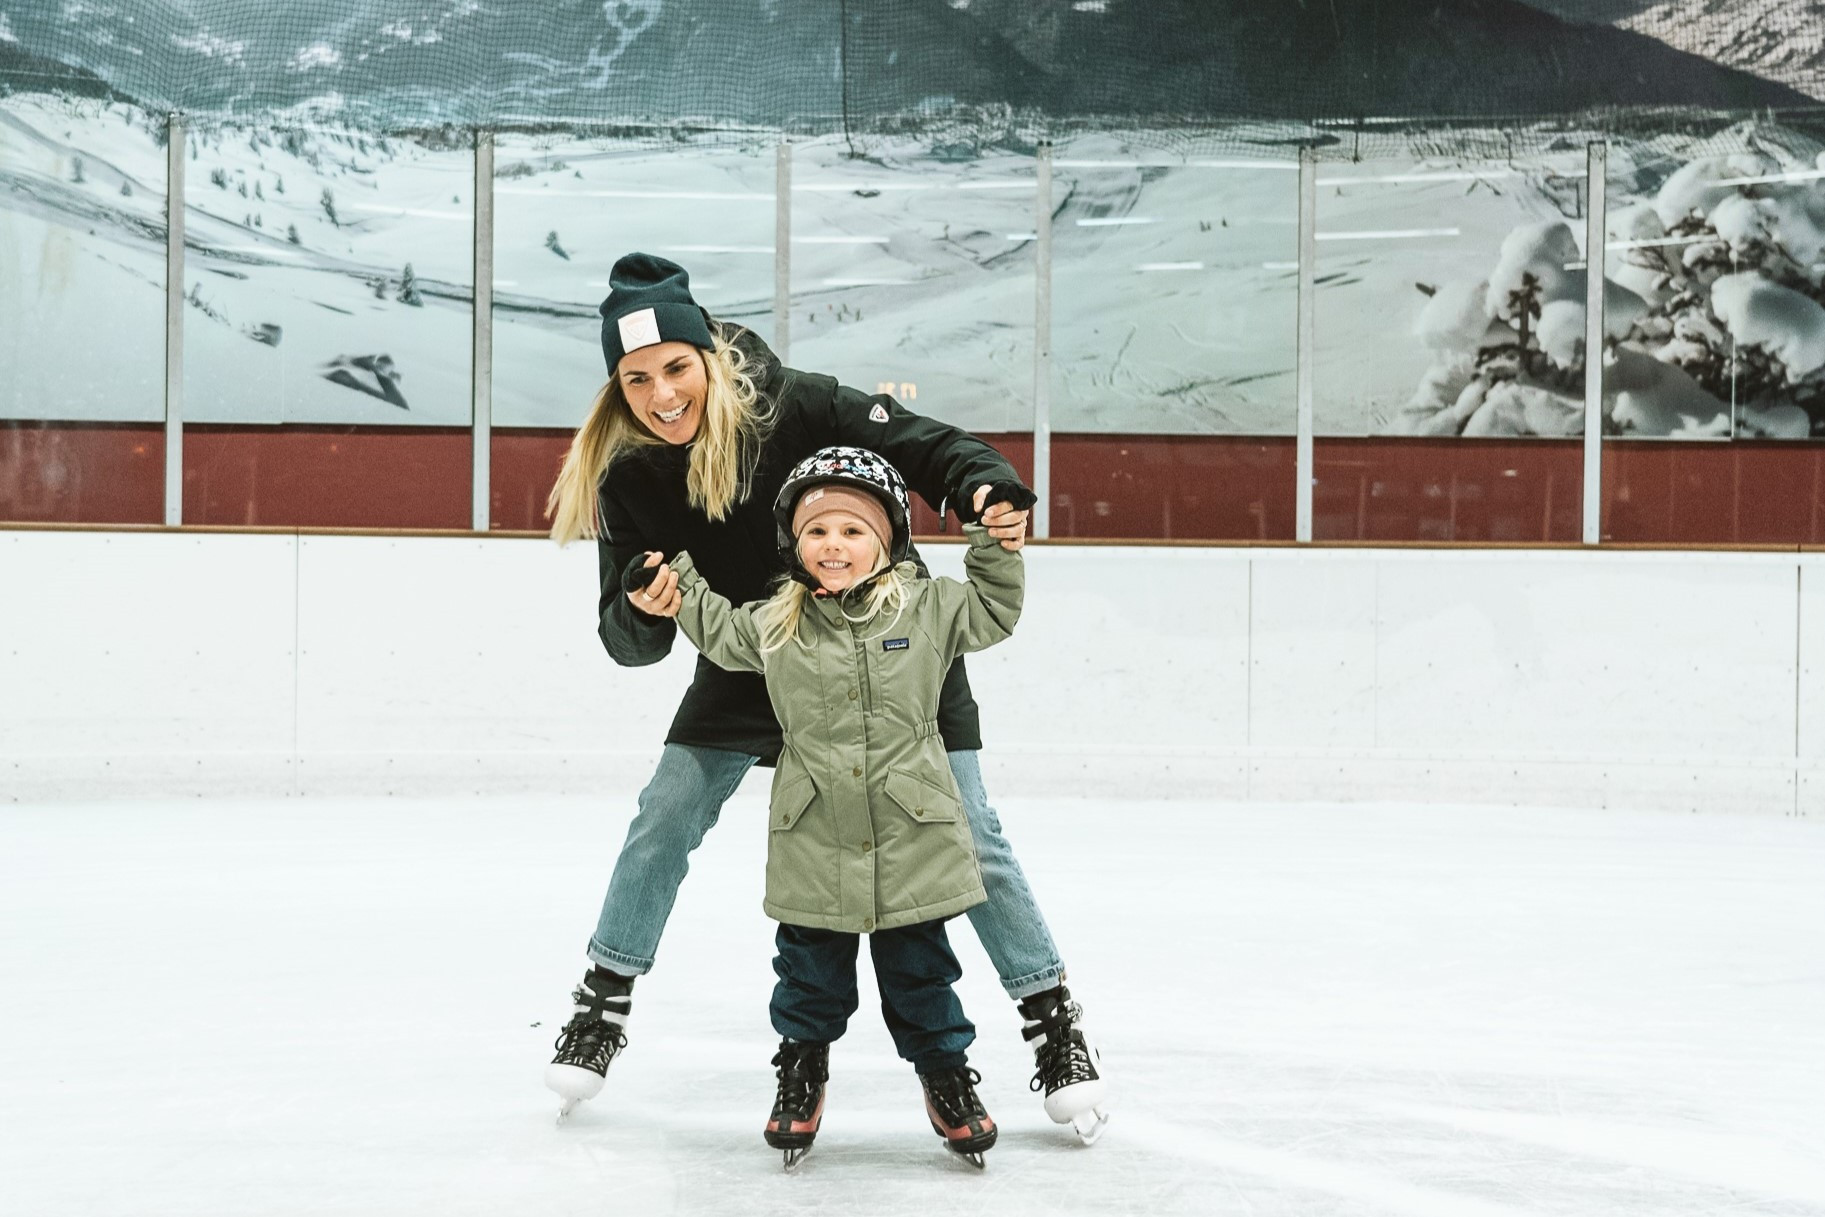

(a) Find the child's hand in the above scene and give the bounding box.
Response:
[972,482,1033,552]
[624,551,681,618]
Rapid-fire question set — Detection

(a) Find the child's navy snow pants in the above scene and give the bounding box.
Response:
[770,919,975,1074]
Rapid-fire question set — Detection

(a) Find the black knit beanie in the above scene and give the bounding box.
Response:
[598,253,716,373]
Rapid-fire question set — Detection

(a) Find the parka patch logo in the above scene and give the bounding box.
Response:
[869,403,890,423]
[882,638,910,651]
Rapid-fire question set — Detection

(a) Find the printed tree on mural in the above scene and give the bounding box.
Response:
[1396,145,1825,439]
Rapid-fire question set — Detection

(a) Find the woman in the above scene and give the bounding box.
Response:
[541,253,1109,1143]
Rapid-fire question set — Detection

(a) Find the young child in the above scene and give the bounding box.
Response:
[628,445,1024,1169]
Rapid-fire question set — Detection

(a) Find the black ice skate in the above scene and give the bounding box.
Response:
[544,965,634,1123]
[920,1066,997,1169]
[764,1039,829,1171]
[1019,983,1110,1144]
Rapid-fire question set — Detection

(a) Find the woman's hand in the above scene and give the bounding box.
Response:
[625,551,682,618]
[973,483,1030,552]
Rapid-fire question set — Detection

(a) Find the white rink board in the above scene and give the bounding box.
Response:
[2,529,1819,815]
[1,531,297,796]
[1797,555,1825,819]
[292,535,697,793]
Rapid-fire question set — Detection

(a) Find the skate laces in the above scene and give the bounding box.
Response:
[922,1067,987,1125]
[551,1007,627,1071]
[1022,997,1097,1092]
[771,1043,828,1121]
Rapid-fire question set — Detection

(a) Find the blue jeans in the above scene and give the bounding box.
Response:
[588,744,1065,998]
[772,921,974,1074]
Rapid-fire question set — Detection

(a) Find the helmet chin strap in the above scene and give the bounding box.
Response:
[793,549,892,596]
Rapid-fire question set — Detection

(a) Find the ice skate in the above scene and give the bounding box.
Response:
[764,1039,829,1171]
[544,965,634,1123]
[921,1066,996,1168]
[1019,983,1109,1145]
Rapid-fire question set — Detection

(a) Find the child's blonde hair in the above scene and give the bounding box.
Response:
[546,325,769,544]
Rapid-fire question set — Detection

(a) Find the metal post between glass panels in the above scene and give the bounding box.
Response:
[164,113,185,526]
[774,141,791,366]
[1295,146,1317,543]
[1583,141,1608,546]
[1033,142,1053,540]
[472,131,494,532]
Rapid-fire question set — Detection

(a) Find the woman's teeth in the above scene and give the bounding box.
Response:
[656,403,688,423]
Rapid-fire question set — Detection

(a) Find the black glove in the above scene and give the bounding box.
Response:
[621,552,663,595]
[962,479,1038,522]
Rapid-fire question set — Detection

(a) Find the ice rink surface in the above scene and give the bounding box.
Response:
[3,790,1822,1217]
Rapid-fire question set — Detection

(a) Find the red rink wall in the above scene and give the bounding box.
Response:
[11,423,1825,545]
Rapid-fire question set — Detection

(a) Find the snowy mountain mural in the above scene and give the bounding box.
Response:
[1376,131,1825,439]
[8,90,1825,437]
[0,0,1812,131]
[1518,1,1825,102]
[5,0,1825,436]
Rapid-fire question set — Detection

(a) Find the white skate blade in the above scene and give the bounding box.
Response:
[782,1146,811,1172]
[1071,1106,1111,1146]
[544,1062,606,1102]
[555,1097,580,1126]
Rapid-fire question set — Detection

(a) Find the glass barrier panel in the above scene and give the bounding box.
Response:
[789,134,1035,435]
[1313,438,1581,542]
[1051,435,1296,541]
[181,124,472,427]
[492,136,776,431]
[1603,441,1825,545]
[182,425,469,529]
[490,428,572,533]
[0,422,163,524]
[1049,139,1297,437]
[1599,130,1825,543]
[1313,151,1591,538]
[1,95,167,425]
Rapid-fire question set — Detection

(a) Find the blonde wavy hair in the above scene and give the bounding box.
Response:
[754,547,918,656]
[546,325,769,544]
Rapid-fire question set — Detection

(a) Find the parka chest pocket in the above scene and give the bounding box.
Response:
[883,768,961,824]
[770,774,818,831]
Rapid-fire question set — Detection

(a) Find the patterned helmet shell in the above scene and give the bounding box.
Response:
[774,445,913,572]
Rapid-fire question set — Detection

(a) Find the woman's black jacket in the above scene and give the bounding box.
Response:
[594,326,1023,764]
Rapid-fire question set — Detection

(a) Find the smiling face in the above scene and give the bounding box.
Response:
[796,510,883,593]
[616,341,708,444]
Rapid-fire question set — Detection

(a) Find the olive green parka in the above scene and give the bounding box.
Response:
[669,526,1023,933]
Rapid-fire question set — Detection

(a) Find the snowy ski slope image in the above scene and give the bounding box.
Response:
[6,92,1825,439]
[1368,126,1825,440]
[0,97,167,421]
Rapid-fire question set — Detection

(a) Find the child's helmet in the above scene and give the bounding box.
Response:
[774,446,913,573]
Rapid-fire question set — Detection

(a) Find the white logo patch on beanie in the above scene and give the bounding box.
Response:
[617,307,662,352]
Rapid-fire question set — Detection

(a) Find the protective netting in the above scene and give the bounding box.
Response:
[1,1,1822,153]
